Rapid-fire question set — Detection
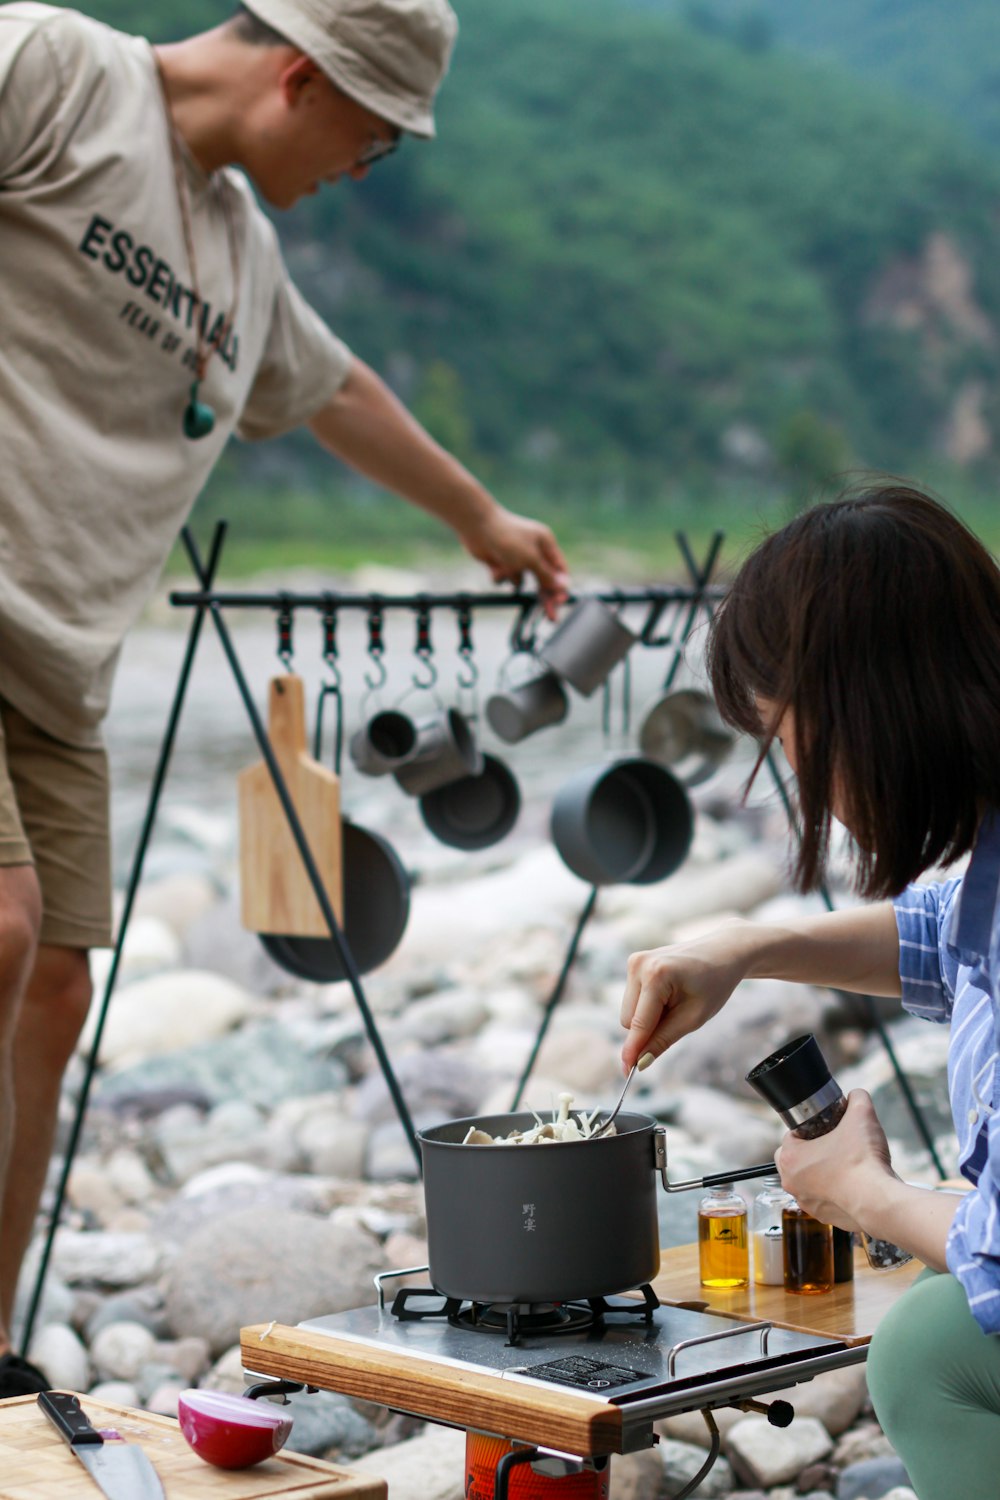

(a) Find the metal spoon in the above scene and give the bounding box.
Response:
[591,1062,638,1138]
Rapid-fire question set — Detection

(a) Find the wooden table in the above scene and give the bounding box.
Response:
[0,1393,387,1500]
[651,1242,923,1347]
[240,1245,921,1459]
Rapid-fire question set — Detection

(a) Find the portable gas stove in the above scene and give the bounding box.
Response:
[241,1257,887,1500]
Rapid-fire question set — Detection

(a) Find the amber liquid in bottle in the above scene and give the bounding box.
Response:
[698,1207,749,1289]
[782,1203,834,1294]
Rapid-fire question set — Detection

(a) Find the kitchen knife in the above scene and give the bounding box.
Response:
[38,1390,166,1500]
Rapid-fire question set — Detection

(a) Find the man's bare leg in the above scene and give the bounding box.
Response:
[0,918,92,1353]
[0,942,92,1346]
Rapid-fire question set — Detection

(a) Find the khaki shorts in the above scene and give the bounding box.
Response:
[0,699,112,950]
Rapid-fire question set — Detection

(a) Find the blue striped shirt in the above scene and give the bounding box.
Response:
[894,810,1000,1335]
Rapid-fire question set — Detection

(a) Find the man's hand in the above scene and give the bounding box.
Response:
[309,359,569,614]
[457,507,569,620]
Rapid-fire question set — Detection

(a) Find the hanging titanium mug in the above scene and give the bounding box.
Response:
[639,687,736,787]
[349,709,419,777]
[539,599,637,698]
[393,708,483,797]
[485,669,569,744]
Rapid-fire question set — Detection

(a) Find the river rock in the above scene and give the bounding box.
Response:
[183,891,296,994]
[164,1208,385,1354]
[145,1382,184,1417]
[352,1049,495,1126]
[663,1086,782,1166]
[840,1019,953,1152]
[152,1164,334,1248]
[597,850,784,950]
[534,1025,627,1095]
[609,1448,664,1500]
[295,1113,370,1178]
[832,1421,898,1467]
[27,1322,90,1392]
[281,1389,378,1460]
[51,1229,164,1288]
[90,1321,158,1381]
[725,1415,833,1488]
[784,1364,868,1437]
[68,1160,126,1223]
[153,1097,301,1184]
[649,978,828,1098]
[88,917,182,998]
[84,1287,169,1342]
[388,988,489,1047]
[347,1421,467,1500]
[87,1380,140,1407]
[96,1019,348,1110]
[660,1437,735,1495]
[153,1335,211,1384]
[365,1119,424,1182]
[133,872,221,938]
[201,1344,247,1394]
[836,1457,912,1500]
[80,970,255,1068]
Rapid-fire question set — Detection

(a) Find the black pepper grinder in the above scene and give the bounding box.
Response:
[745,1034,912,1271]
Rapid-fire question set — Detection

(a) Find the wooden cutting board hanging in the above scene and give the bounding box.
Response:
[238,674,344,936]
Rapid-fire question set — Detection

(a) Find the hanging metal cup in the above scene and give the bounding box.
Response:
[485,669,569,744]
[538,598,637,698]
[393,708,483,797]
[550,757,693,886]
[638,687,735,787]
[349,709,419,777]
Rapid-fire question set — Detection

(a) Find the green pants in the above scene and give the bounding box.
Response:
[866,1267,1000,1499]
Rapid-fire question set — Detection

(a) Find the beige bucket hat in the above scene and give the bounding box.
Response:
[243,0,458,138]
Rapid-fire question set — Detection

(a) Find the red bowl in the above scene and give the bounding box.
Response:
[177,1389,293,1470]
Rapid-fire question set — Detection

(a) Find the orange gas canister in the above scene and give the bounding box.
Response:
[465,1431,609,1500]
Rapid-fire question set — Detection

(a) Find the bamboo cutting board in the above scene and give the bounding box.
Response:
[651,1242,923,1347]
[0,1394,385,1500]
[238,676,343,937]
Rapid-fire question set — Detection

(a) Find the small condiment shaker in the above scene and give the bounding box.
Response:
[745,1034,912,1271]
[751,1176,788,1286]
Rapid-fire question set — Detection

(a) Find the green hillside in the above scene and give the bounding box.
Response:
[45,3,1000,557]
[657,1,1000,155]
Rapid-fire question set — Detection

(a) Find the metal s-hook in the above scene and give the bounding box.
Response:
[319,596,342,684]
[314,597,344,773]
[455,598,478,690]
[363,600,388,692]
[411,598,437,690]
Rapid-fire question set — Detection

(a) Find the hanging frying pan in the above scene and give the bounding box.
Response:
[259,818,410,981]
[419,753,521,851]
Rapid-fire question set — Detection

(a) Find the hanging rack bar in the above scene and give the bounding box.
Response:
[169,585,726,613]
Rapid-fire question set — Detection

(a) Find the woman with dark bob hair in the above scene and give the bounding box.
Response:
[621,483,1000,1499]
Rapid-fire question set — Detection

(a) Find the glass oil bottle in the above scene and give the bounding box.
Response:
[782,1195,834,1294]
[698,1182,749,1289]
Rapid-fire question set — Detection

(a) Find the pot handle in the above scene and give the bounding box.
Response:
[654,1126,776,1194]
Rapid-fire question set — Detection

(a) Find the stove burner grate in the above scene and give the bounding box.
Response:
[390,1283,660,1347]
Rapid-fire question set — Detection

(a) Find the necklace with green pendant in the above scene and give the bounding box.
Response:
[155,56,241,441]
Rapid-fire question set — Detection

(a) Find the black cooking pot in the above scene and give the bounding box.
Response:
[419,1110,774,1305]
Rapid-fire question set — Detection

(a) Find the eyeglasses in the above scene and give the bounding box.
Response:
[355,132,400,169]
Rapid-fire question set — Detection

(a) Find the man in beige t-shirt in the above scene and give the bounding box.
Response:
[0,0,569,1394]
